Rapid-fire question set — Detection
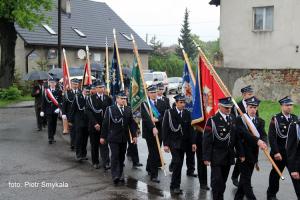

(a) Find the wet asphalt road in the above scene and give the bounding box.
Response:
[0,106,298,200]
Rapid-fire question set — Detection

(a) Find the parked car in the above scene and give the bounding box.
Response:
[168,77,182,94]
[143,71,169,94]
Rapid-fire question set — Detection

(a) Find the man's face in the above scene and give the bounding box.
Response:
[148,92,157,100]
[281,104,293,115]
[49,81,56,88]
[157,89,164,96]
[175,100,186,110]
[116,97,126,106]
[96,86,104,94]
[72,83,79,90]
[243,92,254,100]
[219,105,232,115]
[247,105,258,117]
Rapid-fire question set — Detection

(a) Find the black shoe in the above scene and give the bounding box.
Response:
[93,164,100,169]
[48,140,53,144]
[70,146,75,151]
[81,156,88,160]
[187,172,198,177]
[113,178,119,185]
[267,196,278,200]
[133,162,143,168]
[200,185,210,190]
[150,177,160,183]
[232,178,239,187]
[37,128,42,131]
[170,188,183,194]
[119,174,125,183]
[104,163,111,170]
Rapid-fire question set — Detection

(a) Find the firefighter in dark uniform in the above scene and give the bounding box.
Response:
[40,78,62,144]
[62,78,79,151]
[86,81,112,169]
[234,96,268,200]
[267,96,299,200]
[231,85,255,186]
[31,80,45,131]
[142,85,163,183]
[286,118,300,200]
[69,86,90,161]
[202,97,238,200]
[100,92,138,185]
[157,82,170,109]
[162,94,197,195]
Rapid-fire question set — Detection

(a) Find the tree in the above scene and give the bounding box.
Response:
[0,0,52,88]
[176,8,197,60]
[149,35,163,56]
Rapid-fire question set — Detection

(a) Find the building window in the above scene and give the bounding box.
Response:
[72,27,86,38]
[253,6,274,31]
[42,24,57,35]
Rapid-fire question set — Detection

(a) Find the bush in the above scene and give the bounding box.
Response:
[0,86,22,100]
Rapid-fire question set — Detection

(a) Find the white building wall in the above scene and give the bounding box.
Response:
[220,0,300,69]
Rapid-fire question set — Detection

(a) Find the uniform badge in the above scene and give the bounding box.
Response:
[220,133,223,136]
[223,128,226,131]
[284,126,287,129]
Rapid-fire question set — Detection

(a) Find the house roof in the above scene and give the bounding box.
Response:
[209,0,220,6]
[15,0,152,52]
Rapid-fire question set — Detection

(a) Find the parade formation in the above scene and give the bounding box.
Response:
[29,32,300,200]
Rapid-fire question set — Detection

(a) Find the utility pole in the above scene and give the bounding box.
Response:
[58,0,62,68]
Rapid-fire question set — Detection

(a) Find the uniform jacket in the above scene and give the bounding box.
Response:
[41,88,63,115]
[286,121,300,172]
[101,104,137,143]
[202,112,238,166]
[268,113,298,156]
[162,107,196,149]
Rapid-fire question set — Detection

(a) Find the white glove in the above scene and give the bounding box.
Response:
[54,108,60,114]
[40,112,44,117]
[62,115,67,120]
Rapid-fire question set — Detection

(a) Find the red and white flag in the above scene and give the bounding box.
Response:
[82,46,92,86]
[62,49,71,91]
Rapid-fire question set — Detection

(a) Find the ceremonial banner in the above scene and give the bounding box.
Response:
[110,43,122,97]
[182,62,195,113]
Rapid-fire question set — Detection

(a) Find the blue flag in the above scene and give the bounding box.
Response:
[110,43,122,97]
[191,62,204,126]
[182,62,195,113]
[149,99,160,118]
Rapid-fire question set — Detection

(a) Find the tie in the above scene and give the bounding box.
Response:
[179,111,182,118]
[252,118,256,125]
[154,100,157,106]
[226,116,230,123]
[120,107,124,115]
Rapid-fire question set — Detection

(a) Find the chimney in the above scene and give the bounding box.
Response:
[61,0,71,17]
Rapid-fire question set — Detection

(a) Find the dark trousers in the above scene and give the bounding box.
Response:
[196,141,207,186]
[170,148,184,189]
[232,158,241,180]
[234,160,256,200]
[90,129,110,165]
[75,125,89,158]
[145,137,160,179]
[34,105,43,130]
[109,142,127,179]
[127,140,140,164]
[211,165,231,200]
[267,157,300,199]
[47,114,58,140]
[69,121,76,148]
[169,139,196,174]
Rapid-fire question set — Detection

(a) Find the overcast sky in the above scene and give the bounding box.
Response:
[94,0,220,46]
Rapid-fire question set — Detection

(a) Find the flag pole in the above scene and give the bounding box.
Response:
[194,42,285,180]
[131,34,167,176]
[113,28,125,91]
[179,42,196,85]
[105,37,110,95]
[62,48,71,90]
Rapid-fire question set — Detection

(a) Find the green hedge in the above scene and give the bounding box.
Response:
[0,86,22,100]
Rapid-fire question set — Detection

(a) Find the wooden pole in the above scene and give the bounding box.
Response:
[131,34,167,176]
[113,28,125,91]
[195,44,285,180]
[105,37,110,95]
[179,42,196,85]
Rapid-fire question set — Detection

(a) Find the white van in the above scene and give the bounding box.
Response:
[143,71,168,94]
